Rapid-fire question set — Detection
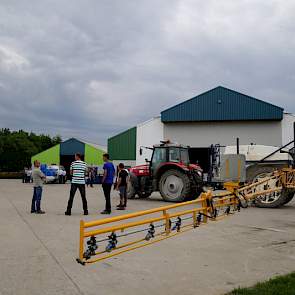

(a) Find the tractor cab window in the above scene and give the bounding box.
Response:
[169,148,180,162]
[151,148,167,168]
[180,148,189,165]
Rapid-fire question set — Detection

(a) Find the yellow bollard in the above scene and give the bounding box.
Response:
[202,192,209,223]
[192,211,197,227]
[79,220,85,261]
[163,210,171,235]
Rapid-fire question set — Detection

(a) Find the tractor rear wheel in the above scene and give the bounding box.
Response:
[282,190,295,205]
[159,169,191,202]
[248,166,289,208]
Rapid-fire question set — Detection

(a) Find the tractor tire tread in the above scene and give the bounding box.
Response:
[248,165,288,208]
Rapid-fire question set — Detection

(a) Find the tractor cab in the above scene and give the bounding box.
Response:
[135,142,200,176]
[150,143,196,175]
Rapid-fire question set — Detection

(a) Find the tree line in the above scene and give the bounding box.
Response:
[0,128,62,172]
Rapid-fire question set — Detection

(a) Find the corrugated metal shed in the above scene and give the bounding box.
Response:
[108,127,137,160]
[83,141,107,152]
[161,86,284,122]
[84,143,104,165]
[31,144,60,165]
[31,138,106,165]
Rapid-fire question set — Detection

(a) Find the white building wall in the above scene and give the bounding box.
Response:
[136,117,164,165]
[112,160,136,168]
[282,113,295,145]
[132,113,294,167]
[163,120,282,147]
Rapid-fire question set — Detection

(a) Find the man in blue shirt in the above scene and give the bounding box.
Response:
[101,153,115,214]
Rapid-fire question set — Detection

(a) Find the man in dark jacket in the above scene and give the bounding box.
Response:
[115,163,129,210]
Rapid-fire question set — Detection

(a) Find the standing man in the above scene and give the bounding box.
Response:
[101,153,115,214]
[22,167,27,183]
[31,160,46,214]
[89,167,95,188]
[65,153,88,216]
[115,163,129,210]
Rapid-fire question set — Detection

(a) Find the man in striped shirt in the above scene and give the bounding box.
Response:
[65,153,88,216]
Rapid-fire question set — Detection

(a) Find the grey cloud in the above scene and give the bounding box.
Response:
[0,0,295,145]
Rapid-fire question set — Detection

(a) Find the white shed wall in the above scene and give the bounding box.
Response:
[163,121,282,147]
[282,113,295,145]
[136,117,164,165]
[112,160,136,168]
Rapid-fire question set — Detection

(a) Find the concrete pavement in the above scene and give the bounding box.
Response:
[0,179,295,295]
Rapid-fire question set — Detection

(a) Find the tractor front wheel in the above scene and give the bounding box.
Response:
[127,177,151,199]
[127,181,136,199]
[159,169,191,202]
[137,191,151,198]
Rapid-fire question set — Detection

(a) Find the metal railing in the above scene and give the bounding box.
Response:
[77,191,238,265]
[76,168,295,265]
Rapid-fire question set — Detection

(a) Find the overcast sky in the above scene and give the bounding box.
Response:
[0,1,294,145]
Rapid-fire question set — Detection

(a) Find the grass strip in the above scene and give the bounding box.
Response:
[227,272,295,295]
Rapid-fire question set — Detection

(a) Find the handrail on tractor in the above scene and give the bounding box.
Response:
[77,191,239,265]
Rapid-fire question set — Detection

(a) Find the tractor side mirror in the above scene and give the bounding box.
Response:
[140,148,143,156]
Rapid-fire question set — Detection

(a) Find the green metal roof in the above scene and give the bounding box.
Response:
[161,86,284,122]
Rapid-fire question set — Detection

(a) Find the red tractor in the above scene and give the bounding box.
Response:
[127,142,204,202]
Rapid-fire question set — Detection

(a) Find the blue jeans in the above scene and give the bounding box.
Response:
[119,186,127,207]
[31,186,43,212]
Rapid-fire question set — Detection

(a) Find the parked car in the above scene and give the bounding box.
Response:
[40,164,67,184]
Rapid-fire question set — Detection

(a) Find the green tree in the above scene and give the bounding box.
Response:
[0,129,62,172]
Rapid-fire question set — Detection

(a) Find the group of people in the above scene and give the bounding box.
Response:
[86,166,97,187]
[30,153,129,215]
[22,167,32,183]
